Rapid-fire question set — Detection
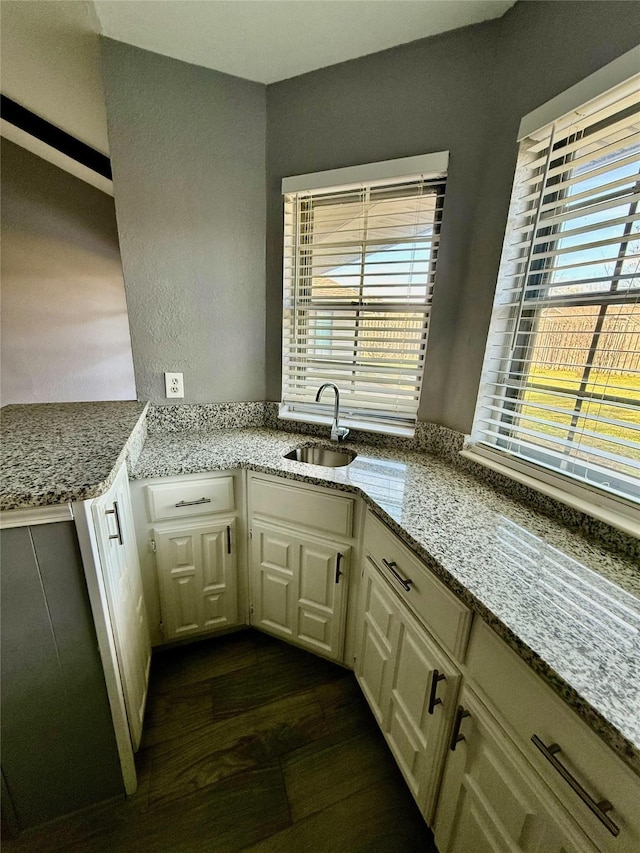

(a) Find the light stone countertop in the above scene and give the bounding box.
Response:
[131,427,640,774]
[1,405,638,774]
[0,401,148,510]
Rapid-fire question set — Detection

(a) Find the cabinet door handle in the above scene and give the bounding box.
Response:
[428,669,446,714]
[226,525,232,555]
[381,558,413,591]
[450,705,470,751]
[335,553,343,584]
[175,497,211,508]
[105,501,123,545]
[531,735,619,837]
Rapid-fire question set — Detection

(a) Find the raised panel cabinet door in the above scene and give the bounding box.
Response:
[250,522,296,640]
[92,465,151,752]
[200,521,238,632]
[155,519,238,642]
[386,616,460,822]
[354,557,401,727]
[297,538,349,660]
[434,687,598,853]
[250,522,349,661]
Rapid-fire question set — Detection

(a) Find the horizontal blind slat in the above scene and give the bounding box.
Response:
[282,173,445,429]
[472,78,640,505]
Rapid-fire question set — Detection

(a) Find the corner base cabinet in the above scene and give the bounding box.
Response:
[250,520,349,660]
[248,474,357,663]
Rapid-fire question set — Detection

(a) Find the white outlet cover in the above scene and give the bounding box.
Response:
[164,372,184,398]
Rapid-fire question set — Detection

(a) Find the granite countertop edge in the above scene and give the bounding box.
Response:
[0,403,149,511]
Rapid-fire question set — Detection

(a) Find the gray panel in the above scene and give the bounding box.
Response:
[31,523,123,804]
[101,39,267,404]
[1,523,122,830]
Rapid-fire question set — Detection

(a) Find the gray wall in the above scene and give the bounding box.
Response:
[101,39,267,404]
[441,0,640,432]
[1,522,123,829]
[266,1,640,432]
[0,140,136,405]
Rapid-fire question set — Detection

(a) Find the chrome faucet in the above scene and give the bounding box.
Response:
[315,382,349,442]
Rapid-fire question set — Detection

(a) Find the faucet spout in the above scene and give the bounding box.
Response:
[315,383,350,442]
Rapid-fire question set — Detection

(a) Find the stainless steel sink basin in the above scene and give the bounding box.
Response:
[284,446,357,467]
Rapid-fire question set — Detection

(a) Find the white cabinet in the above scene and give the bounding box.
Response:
[356,556,398,725]
[356,509,640,852]
[462,620,640,853]
[363,511,472,660]
[91,463,151,752]
[248,474,356,663]
[434,686,598,853]
[250,520,349,660]
[155,518,238,641]
[130,471,246,646]
[355,554,461,822]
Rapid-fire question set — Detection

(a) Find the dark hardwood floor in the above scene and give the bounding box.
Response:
[5,630,437,852]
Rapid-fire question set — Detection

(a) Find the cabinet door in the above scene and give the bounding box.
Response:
[155,519,238,642]
[386,616,460,821]
[250,521,349,661]
[92,465,151,752]
[434,687,598,853]
[355,556,401,725]
[355,556,460,821]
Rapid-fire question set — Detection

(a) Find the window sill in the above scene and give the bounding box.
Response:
[460,446,640,539]
[278,408,416,439]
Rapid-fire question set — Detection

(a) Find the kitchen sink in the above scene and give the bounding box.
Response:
[284,445,357,467]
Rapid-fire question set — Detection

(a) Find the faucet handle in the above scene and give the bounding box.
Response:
[333,426,350,442]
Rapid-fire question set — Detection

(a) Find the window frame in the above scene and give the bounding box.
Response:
[467,49,640,534]
[280,153,448,436]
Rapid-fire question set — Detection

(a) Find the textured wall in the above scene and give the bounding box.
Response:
[266,1,640,432]
[266,18,498,426]
[0,140,136,405]
[101,39,267,404]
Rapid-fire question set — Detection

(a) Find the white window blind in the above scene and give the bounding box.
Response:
[471,75,640,506]
[281,171,446,434]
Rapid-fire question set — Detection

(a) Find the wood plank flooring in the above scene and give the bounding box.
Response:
[5,630,438,852]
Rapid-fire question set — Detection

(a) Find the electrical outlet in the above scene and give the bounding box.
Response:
[164,372,184,398]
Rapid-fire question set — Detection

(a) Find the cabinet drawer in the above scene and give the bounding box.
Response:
[147,477,234,522]
[363,511,471,661]
[467,619,640,852]
[251,477,353,538]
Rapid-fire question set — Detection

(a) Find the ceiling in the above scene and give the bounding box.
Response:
[93,0,516,85]
[1,0,515,160]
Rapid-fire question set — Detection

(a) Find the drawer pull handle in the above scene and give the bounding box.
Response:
[381,558,413,592]
[428,669,446,714]
[335,552,343,584]
[450,705,470,751]
[105,501,123,545]
[531,735,619,837]
[175,497,212,508]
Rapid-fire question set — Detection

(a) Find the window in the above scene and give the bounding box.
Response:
[280,153,448,435]
[469,56,640,518]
